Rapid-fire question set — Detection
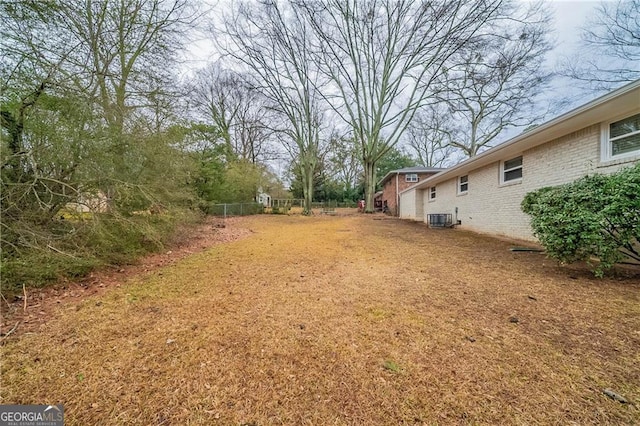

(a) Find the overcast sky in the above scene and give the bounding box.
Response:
[185,1,602,68]
[549,1,599,53]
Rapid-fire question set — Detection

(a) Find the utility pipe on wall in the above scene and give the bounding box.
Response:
[395,173,399,216]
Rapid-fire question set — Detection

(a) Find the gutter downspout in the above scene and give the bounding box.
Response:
[395,173,399,216]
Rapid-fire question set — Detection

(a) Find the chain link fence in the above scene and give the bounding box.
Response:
[204,203,264,218]
[204,200,358,217]
[272,199,358,209]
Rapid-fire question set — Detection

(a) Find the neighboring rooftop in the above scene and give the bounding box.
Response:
[378,166,446,186]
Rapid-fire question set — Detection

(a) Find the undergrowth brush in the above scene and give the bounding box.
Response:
[0,209,202,296]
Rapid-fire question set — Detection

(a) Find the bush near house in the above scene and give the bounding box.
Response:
[522,163,640,276]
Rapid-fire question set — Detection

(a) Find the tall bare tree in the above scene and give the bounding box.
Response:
[439,1,553,157]
[326,135,363,198]
[219,1,324,214]
[406,105,457,167]
[562,0,640,91]
[300,0,506,212]
[190,63,241,152]
[59,0,197,152]
[190,63,277,164]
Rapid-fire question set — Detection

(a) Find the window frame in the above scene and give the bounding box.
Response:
[458,175,468,195]
[601,112,640,162]
[405,173,418,183]
[428,186,436,201]
[500,155,523,185]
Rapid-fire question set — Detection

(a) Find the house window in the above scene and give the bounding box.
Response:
[458,175,468,194]
[501,156,523,183]
[406,173,418,182]
[607,113,640,158]
[429,186,436,200]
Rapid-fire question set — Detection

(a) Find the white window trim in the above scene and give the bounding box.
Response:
[405,173,418,183]
[428,186,436,202]
[500,155,523,185]
[457,175,468,195]
[600,112,640,163]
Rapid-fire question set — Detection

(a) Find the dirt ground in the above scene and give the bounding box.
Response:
[1,213,639,425]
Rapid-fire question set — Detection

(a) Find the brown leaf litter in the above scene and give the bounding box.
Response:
[1,212,639,425]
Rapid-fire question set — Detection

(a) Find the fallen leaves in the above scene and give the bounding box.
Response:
[1,213,639,425]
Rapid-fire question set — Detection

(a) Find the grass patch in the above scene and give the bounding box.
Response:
[382,360,402,373]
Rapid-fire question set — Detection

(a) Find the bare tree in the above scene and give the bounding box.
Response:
[406,105,457,167]
[190,63,241,151]
[219,1,325,214]
[233,95,278,164]
[326,135,363,198]
[190,63,278,164]
[1,0,197,139]
[300,0,506,212]
[562,0,640,91]
[62,0,197,143]
[440,1,553,157]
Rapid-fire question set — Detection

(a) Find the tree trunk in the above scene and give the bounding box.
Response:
[301,163,314,215]
[469,120,478,157]
[363,160,376,213]
[0,110,24,182]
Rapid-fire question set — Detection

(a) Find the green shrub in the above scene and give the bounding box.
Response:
[0,208,200,296]
[521,163,640,276]
[83,216,165,264]
[1,253,100,294]
[271,205,290,215]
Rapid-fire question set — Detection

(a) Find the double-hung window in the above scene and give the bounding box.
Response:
[429,186,436,200]
[604,113,640,160]
[458,175,468,194]
[501,156,523,184]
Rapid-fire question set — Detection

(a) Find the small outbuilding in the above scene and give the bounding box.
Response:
[256,188,271,208]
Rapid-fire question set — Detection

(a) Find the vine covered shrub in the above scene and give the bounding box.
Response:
[521,163,640,276]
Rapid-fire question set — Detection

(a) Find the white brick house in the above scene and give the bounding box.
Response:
[399,79,640,241]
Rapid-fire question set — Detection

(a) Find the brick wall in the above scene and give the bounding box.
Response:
[382,172,439,215]
[418,123,639,241]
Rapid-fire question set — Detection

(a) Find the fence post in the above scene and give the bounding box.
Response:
[241,203,243,215]
[224,203,227,219]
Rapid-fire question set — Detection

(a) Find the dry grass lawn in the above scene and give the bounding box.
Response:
[2,213,639,425]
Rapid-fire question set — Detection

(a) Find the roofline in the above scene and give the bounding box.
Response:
[402,79,640,194]
[378,167,446,187]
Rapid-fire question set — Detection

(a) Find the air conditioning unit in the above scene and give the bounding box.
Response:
[428,213,453,228]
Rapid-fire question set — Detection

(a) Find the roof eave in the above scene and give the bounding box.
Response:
[403,79,640,194]
[378,167,447,187]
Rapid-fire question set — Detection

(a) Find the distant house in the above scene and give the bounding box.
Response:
[399,79,640,241]
[378,166,445,215]
[256,188,271,207]
[65,191,109,214]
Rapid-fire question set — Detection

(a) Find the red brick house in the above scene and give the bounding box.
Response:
[377,166,445,215]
